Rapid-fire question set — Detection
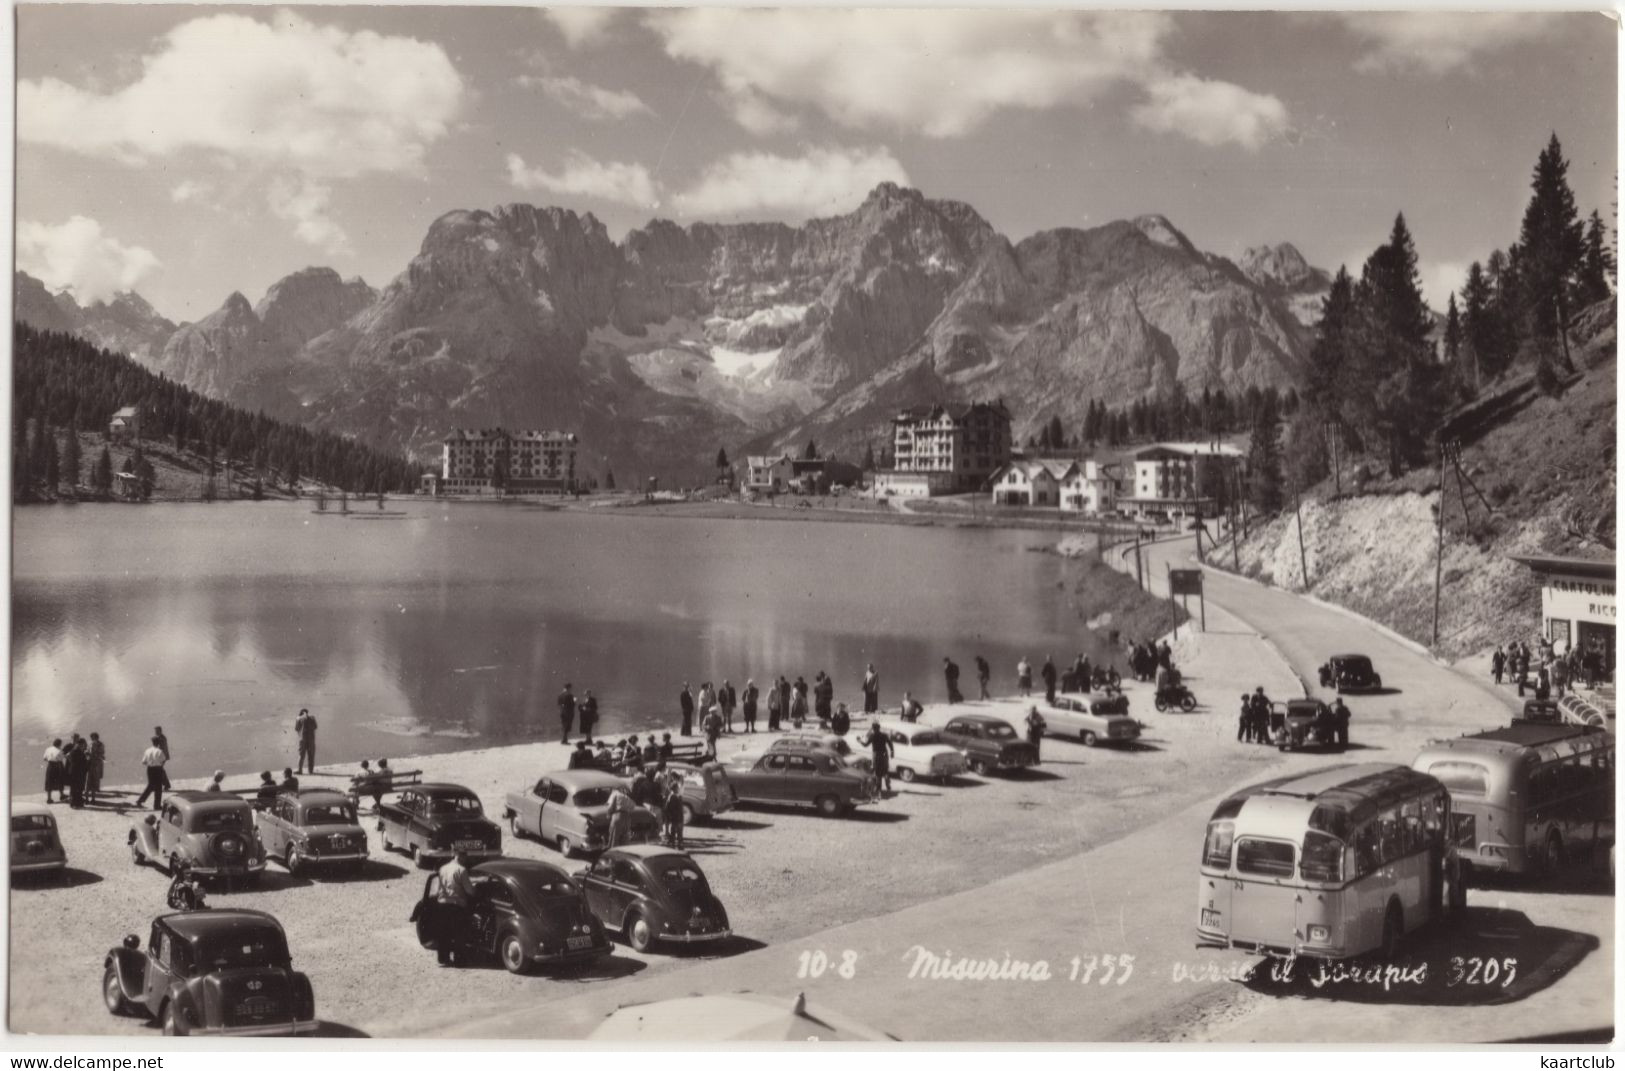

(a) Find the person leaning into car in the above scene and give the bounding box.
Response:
[435,850,476,966]
[607,784,636,848]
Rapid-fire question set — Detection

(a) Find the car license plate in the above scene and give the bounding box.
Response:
[1200,908,1222,930]
[454,839,483,850]
[567,935,593,950]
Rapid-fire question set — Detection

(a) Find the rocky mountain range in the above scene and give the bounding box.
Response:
[15,183,1329,482]
[14,271,177,364]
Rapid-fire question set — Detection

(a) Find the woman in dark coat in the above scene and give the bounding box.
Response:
[66,739,90,808]
[87,733,106,802]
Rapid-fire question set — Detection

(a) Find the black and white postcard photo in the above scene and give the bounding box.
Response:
[7,4,1617,1049]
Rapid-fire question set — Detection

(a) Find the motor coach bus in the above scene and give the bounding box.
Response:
[1196,764,1463,960]
[1412,721,1614,880]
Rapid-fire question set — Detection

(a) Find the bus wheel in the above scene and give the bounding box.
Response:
[1379,902,1404,961]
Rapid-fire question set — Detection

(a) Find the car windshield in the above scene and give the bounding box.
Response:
[11,814,54,832]
[907,731,943,746]
[427,794,482,817]
[982,723,1017,740]
[303,804,356,825]
[194,930,291,971]
[572,788,613,807]
[1341,658,1372,673]
[189,810,247,832]
[510,871,580,901]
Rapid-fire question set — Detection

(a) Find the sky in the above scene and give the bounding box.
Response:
[13,5,1618,322]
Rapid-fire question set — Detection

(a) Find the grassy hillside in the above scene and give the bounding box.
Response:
[1225,301,1615,660]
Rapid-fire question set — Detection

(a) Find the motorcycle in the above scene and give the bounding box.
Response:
[166,864,209,911]
[1090,666,1123,693]
[1153,685,1198,713]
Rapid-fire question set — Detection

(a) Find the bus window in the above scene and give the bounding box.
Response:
[1401,800,1424,854]
[1353,822,1380,877]
[1235,838,1294,878]
[1300,831,1344,882]
[1377,809,1403,863]
[1202,821,1234,869]
[1529,763,1562,810]
[1428,761,1489,796]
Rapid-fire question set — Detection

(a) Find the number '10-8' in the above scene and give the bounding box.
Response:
[796,949,859,979]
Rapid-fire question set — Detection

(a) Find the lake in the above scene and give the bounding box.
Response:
[11,501,1094,783]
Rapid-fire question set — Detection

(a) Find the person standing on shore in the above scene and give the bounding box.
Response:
[944,657,963,704]
[861,719,895,795]
[862,663,880,715]
[87,733,106,803]
[777,676,792,728]
[900,692,924,723]
[703,705,724,760]
[66,739,89,808]
[791,677,809,727]
[42,739,66,803]
[1024,706,1047,761]
[1041,656,1058,706]
[557,683,577,744]
[136,737,169,810]
[579,690,599,741]
[294,708,318,774]
[975,655,991,700]
[154,726,170,762]
[1491,646,1506,685]
[1237,695,1251,743]
[766,680,783,731]
[698,682,716,723]
[742,679,760,732]
[1017,657,1033,698]
[721,679,738,733]
[813,672,834,727]
[680,683,695,736]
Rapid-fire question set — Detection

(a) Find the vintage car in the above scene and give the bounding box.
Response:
[102,910,317,1036]
[11,803,67,877]
[378,783,501,869]
[409,858,610,973]
[503,770,660,857]
[866,719,969,782]
[1318,653,1384,693]
[253,789,369,875]
[938,714,1041,774]
[1267,699,1345,752]
[1045,695,1143,747]
[129,791,267,887]
[756,733,873,773]
[724,749,879,816]
[664,761,737,823]
[578,846,732,952]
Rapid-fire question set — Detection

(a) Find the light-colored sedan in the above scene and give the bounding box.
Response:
[503,770,659,857]
[866,719,968,782]
[1045,695,1142,747]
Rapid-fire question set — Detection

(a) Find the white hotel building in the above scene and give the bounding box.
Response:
[434,428,578,495]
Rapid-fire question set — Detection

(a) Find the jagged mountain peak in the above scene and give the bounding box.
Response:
[1132,214,1199,257]
[1239,242,1326,292]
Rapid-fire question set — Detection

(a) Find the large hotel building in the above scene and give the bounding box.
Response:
[873,401,1014,497]
[430,428,578,495]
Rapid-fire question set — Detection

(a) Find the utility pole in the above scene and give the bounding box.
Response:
[1294,486,1310,590]
[1431,437,1447,649]
[1134,530,1144,590]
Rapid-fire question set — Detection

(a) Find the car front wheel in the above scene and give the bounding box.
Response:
[898,767,916,783]
[556,835,573,859]
[161,1001,188,1037]
[1081,731,1098,747]
[285,845,304,875]
[102,966,135,1017]
[509,813,524,840]
[814,794,842,818]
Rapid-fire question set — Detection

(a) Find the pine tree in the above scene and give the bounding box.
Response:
[92,446,113,496]
[13,417,32,503]
[1518,134,1585,368]
[1578,209,1616,307]
[1246,392,1284,514]
[861,443,876,471]
[604,468,616,491]
[44,427,60,493]
[1046,414,1065,453]
[1354,215,1439,475]
[715,447,729,472]
[803,439,818,460]
[62,420,81,492]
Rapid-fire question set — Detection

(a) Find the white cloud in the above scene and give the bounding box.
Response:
[518,74,652,120]
[646,9,1174,138]
[672,146,909,220]
[542,8,620,49]
[1421,261,1469,312]
[169,179,211,204]
[724,91,801,137]
[1338,13,1553,76]
[507,151,658,208]
[1131,75,1289,151]
[17,216,161,304]
[268,177,350,255]
[18,10,464,180]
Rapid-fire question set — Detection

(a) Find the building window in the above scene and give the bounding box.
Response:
[1549,618,1572,648]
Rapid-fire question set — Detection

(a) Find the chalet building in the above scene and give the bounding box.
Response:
[874,401,1013,497]
[1119,441,1244,520]
[746,454,795,494]
[990,459,1072,507]
[1059,460,1121,515]
[108,406,140,442]
[440,428,577,495]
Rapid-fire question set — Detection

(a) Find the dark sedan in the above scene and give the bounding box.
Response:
[409,859,610,973]
[938,714,1040,774]
[103,910,316,1036]
[578,846,731,953]
[1318,654,1384,693]
[378,783,501,869]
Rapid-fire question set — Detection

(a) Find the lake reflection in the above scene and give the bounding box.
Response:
[13,502,1084,780]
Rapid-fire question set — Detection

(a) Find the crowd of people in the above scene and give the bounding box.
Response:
[40,731,110,808]
[1491,637,1612,700]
